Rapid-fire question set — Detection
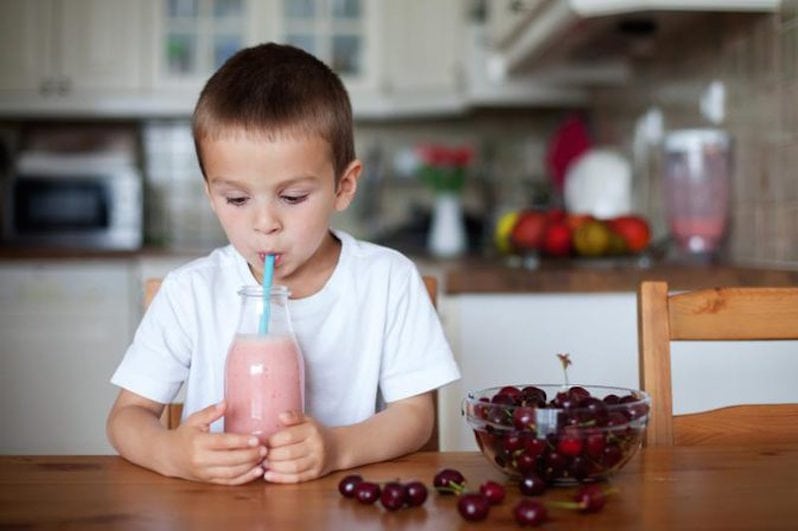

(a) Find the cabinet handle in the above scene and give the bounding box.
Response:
[40,78,56,95]
[57,77,72,95]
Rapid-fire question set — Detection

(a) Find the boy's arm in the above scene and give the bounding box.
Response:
[333,391,435,470]
[106,389,266,485]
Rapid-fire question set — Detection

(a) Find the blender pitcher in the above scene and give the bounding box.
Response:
[662,129,732,259]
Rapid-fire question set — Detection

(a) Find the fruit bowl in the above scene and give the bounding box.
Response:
[462,384,650,484]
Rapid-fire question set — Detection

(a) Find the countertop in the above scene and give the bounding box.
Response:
[444,260,798,294]
[2,246,796,294]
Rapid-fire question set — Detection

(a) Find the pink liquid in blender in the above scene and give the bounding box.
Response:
[663,129,732,256]
[224,334,304,442]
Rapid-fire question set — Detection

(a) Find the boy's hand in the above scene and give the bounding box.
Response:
[263,411,337,483]
[170,401,267,485]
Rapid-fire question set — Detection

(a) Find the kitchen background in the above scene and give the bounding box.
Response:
[1,0,796,454]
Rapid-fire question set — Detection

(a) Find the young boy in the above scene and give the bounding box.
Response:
[106,43,461,485]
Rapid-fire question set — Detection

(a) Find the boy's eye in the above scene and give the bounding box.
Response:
[225,196,248,206]
[281,194,308,205]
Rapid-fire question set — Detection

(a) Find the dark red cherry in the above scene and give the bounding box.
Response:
[404,481,428,507]
[514,498,548,527]
[575,484,607,513]
[568,385,591,403]
[379,481,407,511]
[354,481,381,504]
[556,430,583,457]
[337,474,362,498]
[433,468,465,494]
[585,430,607,460]
[518,472,547,496]
[515,449,539,474]
[479,480,506,505]
[603,393,621,405]
[521,386,547,406]
[523,436,547,458]
[457,493,491,521]
[497,385,522,401]
[512,406,536,430]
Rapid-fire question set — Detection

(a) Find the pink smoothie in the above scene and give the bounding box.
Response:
[224,334,304,442]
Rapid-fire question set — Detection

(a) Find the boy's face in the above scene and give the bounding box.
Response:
[202,132,360,292]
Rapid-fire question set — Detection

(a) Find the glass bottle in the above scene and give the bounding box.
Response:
[224,286,305,443]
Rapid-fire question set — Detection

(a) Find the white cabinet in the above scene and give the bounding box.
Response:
[379,0,462,95]
[0,261,137,454]
[148,0,262,94]
[0,0,145,94]
[438,292,798,451]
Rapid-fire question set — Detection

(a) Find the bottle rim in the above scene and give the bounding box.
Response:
[238,285,291,297]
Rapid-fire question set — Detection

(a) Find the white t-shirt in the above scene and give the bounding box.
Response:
[111,230,461,431]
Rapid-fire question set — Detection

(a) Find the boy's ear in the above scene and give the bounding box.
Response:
[334,159,362,212]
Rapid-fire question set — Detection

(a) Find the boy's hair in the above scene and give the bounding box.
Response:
[192,42,355,183]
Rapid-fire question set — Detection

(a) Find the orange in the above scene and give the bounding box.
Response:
[573,220,612,257]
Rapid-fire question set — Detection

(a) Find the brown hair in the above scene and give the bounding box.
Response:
[192,42,355,183]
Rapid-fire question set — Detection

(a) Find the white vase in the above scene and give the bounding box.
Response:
[428,193,467,258]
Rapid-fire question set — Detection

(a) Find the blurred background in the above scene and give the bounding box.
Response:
[0,0,795,264]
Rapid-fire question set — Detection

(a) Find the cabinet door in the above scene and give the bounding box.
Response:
[0,0,53,92]
[58,0,145,91]
[0,262,136,454]
[151,0,252,92]
[271,0,378,91]
[381,0,462,94]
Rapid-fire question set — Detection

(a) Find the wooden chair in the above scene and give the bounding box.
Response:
[637,281,798,446]
[143,275,442,451]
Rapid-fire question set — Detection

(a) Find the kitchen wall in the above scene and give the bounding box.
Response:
[590,1,798,268]
[141,108,571,254]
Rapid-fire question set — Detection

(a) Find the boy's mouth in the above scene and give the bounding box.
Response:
[257,252,282,267]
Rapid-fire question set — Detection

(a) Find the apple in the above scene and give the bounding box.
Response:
[607,216,651,253]
[542,221,572,257]
[565,213,595,232]
[545,208,567,224]
[511,210,548,251]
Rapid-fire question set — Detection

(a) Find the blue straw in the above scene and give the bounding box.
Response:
[258,254,275,335]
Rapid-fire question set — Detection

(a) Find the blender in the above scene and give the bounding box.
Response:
[661,128,732,262]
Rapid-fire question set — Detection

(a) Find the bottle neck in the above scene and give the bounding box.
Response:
[235,286,293,337]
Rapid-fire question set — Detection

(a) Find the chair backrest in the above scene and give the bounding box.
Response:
[143,275,441,451]
[637,281,798,446]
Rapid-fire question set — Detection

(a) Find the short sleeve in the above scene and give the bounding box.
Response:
[110,273,194,404]
[379,267,461,403]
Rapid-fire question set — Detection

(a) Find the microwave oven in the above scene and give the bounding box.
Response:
[2,152,143,250]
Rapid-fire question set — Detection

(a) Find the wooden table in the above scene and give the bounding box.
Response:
[2,447,797,530]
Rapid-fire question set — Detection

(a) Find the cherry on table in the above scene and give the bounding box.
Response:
[337,474,362,498]
[433,468,466,495]
[575,484,607,513]
[457,493,491,521]
[478,480,506,505]
[379,481,406,511]
[354,481,381,505]
[514,498,548,527]
[403,481,428,507]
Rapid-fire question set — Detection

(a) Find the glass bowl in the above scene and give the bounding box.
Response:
[462,384,650,484]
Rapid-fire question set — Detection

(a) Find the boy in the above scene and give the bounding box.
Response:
[106,43,460,485]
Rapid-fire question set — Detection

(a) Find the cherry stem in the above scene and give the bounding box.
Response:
[438,482,467,495]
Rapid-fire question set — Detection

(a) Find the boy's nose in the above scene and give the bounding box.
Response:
[253,207,280,234]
